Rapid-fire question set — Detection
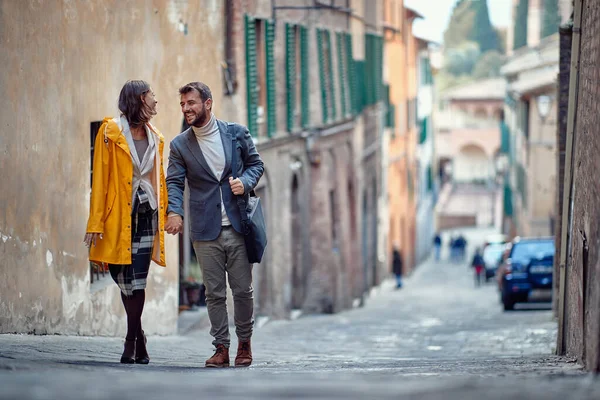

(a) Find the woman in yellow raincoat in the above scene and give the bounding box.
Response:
[84,80,167,364]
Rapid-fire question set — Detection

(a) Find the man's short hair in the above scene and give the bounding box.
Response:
[179,82,212,102]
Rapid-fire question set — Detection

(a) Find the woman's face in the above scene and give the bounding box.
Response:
[142,89,158,114]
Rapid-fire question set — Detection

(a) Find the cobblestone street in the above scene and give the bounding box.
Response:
[1,229,598,399]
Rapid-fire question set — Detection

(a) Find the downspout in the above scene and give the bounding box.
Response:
[557,0,583,356]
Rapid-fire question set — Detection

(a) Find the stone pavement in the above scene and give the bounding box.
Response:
[1,227,599,399]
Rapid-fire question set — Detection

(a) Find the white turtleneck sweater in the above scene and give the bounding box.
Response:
[192,113,231,227]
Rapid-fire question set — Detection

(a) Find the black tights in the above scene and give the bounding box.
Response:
[121,290,145,341]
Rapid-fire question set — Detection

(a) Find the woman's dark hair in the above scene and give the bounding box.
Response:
[118,80,154,127]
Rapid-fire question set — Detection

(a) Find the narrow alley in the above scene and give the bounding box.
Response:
[1,228,596,399]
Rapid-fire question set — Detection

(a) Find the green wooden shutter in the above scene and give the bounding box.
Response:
[317,29,328,124]
[245,15,258,137]
[336,32,347,118]
[503,183,514,217]
[500,121,510,153]
[427,165,433,192]
[325,30,336,121]
[377,36,384,102]
[300,26,310,128]
[285,23,297,132]
[419,117,428,144]
[355,60,365,113]
[364,34,371,105]
[265,20,276,137]
[345,33,356,116]
[384,85,396,131]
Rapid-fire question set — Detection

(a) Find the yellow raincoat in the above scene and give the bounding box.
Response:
[86,117,167,267]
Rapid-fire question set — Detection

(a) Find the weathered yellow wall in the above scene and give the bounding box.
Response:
[386,5,418,273]
[0,0,224,335]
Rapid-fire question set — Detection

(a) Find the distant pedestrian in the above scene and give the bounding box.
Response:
[449,233,458,262]
[392,246,404,289]
[433,233,442,261]
[84,80,167,365]
[458,234,468,262]
[471,248,485,287]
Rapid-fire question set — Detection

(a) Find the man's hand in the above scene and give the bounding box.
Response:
[83,233,102,248]
[229,177,245,196]
[165,214,183,235]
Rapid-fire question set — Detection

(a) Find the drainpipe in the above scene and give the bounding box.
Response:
[557,0,583,356]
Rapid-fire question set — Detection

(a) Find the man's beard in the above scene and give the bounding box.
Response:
[190,107,210,127]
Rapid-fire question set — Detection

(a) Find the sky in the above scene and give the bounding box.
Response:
[404,0,512,44]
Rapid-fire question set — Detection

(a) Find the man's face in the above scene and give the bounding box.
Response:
[180,90,211,127]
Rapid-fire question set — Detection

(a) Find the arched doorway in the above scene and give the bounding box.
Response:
[361,190,369,294]
[454,144,490,183]
[371,177,378,286]
[290,174,305,310]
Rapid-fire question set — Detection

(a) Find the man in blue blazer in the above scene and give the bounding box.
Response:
[165,82,264,368]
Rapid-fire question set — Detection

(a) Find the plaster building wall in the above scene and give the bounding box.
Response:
[386,3,419,277]
[524,95,557,237]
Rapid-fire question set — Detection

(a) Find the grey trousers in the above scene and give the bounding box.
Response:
[193,226,254,348]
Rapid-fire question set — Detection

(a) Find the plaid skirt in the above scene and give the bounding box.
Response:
[109,192,157,296]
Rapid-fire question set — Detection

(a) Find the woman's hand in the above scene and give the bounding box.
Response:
[83,233,103,248]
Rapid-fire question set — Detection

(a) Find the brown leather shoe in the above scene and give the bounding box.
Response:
[235,339,252,367]
[205,344,230,368]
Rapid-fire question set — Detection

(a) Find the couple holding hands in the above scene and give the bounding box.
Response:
[84,80,264,368]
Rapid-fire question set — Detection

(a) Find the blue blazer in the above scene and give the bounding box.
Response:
[166,120,264,241]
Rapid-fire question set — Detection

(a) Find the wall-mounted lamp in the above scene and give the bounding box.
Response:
[305,135,321,166]
[536,95,553,122]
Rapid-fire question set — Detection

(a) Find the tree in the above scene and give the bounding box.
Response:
[445,41,481,76]
[541,0,561,38]
[444,0,477,51]
[513,0,529,50]
[444,0,500,54]
[469,0,499,53]
[472,51,505,79]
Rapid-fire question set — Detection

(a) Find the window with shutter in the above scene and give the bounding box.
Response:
[245,15,258,137]
[265,20,276,137]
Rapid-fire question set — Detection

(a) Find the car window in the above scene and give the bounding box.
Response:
[483,245,504,265]
[511,241,555,265]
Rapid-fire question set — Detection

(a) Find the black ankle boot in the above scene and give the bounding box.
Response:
[135,330,149,364]
[120,340,136,364]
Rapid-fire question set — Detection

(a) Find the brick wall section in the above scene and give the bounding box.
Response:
[223,0,370,316]
[554,26,572,315]
[563,0,600,372]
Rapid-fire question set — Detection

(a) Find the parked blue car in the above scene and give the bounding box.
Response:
[500,237,555,311]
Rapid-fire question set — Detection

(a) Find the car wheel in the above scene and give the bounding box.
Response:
[502,293,515,311]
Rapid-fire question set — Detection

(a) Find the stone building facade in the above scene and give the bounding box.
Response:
[435,78,505,185]
[384,3,420,276]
